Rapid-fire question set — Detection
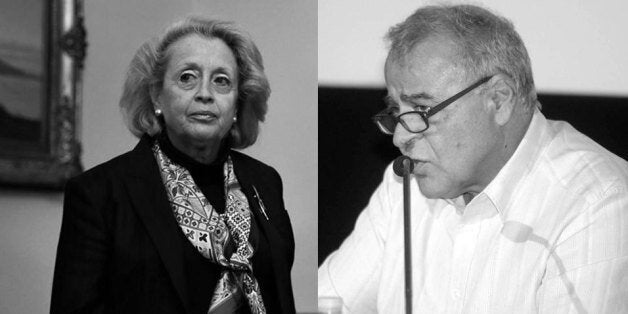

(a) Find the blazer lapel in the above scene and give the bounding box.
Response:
[233,162,280,246]
[231,156,292,272]
[232,155,296,313]
[122,137,191,313]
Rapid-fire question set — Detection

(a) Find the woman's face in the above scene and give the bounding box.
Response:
[153,34,238,148]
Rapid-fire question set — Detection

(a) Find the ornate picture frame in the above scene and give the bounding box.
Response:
[0,0,86,189]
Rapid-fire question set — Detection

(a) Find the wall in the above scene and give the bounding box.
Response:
[319,0,628,96]
[0,0,317,313]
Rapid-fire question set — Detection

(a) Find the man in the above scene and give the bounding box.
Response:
[318,4,628,313]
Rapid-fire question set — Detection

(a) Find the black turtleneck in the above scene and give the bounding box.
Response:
[158,133,228,213]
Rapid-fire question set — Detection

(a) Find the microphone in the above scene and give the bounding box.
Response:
[393,155,414,176]
[393,155,413,314]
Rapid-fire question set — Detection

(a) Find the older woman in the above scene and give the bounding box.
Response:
[51,18,295,314]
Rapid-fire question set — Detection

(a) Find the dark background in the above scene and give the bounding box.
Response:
[319,86,628,265]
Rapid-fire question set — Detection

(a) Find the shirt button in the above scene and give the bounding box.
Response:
[452,289,462,300]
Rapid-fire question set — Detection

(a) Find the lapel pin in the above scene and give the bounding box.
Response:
[252,185,270,221]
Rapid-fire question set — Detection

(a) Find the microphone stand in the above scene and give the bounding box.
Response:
[393,156,414,314]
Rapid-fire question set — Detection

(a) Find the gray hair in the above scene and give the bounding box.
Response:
[119,17,270,149]
[386,4,537,109]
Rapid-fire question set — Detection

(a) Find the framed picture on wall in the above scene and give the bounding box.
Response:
[0,0,86,189]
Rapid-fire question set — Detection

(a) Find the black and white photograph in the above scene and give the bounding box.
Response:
[319,1,628,313]
[0,1,315,313]
[1,0,628,313]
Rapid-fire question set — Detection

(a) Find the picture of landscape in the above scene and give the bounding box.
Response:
[0,0,44,144]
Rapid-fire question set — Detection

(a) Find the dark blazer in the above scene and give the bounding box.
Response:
[51,136,296,314]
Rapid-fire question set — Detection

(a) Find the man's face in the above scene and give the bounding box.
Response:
[384,37,502,200]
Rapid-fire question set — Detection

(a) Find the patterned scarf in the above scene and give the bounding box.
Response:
[152,142,266,314]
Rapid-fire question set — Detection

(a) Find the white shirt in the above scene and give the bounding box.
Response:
[318,110,628,313]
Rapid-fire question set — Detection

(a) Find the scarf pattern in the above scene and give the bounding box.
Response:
[152,143,266,313]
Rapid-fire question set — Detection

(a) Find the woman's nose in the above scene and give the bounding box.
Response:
[195,80,214,104]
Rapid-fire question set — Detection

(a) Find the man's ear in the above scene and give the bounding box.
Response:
[486,74,516,126]
[149,84,162,110]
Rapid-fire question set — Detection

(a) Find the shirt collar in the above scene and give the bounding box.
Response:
[443,192,498,225]
[482,109,551,219]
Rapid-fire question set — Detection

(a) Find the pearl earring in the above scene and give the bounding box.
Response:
[154,109,162,116]
[233,116,237,123]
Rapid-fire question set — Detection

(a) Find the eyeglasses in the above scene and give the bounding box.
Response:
[372,76,492,135]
